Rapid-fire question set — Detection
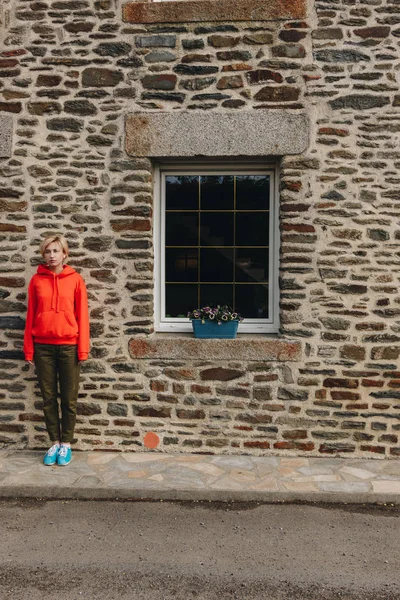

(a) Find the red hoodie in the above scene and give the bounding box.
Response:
[24,264,90,362]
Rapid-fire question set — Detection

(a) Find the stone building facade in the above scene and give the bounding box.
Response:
[1,0,400,457]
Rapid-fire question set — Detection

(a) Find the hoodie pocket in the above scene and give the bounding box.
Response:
[64,310,78,329]
[32,310,78,339]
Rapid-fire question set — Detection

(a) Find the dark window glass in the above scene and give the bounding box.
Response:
[166,175,199,210]
[201,176,234,210]
[235,284,269,318]
[236,175,270,211]
[235,248,269,283]
[166,249,198,282]
[236,212,269,247]
[200,248,234,282]
[166,212,198,247]
[164,172,271,321]
[200,212,234,247]
[200,284,233,308]
[166,284,198,318]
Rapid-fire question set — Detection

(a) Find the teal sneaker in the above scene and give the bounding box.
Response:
[57,445,72,466]
[43,444,59,466]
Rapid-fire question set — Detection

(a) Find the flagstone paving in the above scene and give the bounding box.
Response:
[0,449,400,502]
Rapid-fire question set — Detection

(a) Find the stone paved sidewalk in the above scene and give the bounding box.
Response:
[1,449,400,503]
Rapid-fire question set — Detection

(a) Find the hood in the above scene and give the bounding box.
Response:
[36,264,76,278]
[36,264,77,311]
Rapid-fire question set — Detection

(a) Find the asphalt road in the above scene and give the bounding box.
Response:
[0,499,399,600]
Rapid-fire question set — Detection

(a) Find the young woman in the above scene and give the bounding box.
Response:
[24,235,89,466]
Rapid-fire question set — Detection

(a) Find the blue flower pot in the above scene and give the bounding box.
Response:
[191,319,239,339]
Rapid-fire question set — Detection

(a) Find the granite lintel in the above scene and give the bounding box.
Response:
[123,0,306,24]
[128,336,302,362]
[125,111,310,158]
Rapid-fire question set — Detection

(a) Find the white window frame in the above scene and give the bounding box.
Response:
[154,161,280,334]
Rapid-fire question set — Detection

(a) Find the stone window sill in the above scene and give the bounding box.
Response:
[128,334,301,362]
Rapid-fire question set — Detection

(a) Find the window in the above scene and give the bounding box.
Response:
[154,163,279,334]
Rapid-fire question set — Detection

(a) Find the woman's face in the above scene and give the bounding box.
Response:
[43,242,66,273]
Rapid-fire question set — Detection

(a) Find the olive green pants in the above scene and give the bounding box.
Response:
[34,343,80,443]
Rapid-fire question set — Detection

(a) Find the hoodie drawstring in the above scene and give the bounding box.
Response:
[51,274,60,312]
[56,276,60,313]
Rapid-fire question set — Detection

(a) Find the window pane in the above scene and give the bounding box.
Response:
[200,175,234,210]
[166,249,198,282]
[162,169,274,327]
[236,212,269,247]
[235,248,269,283]
[235,284,269,318]
[236,175,270,211]
[166,284,198,317]
[166,212,198,246]
[200,284,233,308]
[166,175,199,210]
[200,248,234,282]
[200,212,234,247]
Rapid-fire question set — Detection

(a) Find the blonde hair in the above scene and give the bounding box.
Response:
[40,234,69,260]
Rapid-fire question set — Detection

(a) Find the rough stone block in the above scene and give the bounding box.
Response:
[329,95,390,111]
[123,0,306,24]
[314,49,370,63]
[354,26,390,39]
[340,345,366,361]
[136,35,177,48]
[323,378,359,389]
[142,74,177,90]
[208,35,240,48]
[200,367,244,381]
[82,68,124,87]
[0,115,13,158]
[126,111,309,157]
[176,409,206,419]
[216,75,244,89]
[254,85,300,103]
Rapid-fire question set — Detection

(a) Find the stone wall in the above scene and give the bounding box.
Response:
[1,0,400,457]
